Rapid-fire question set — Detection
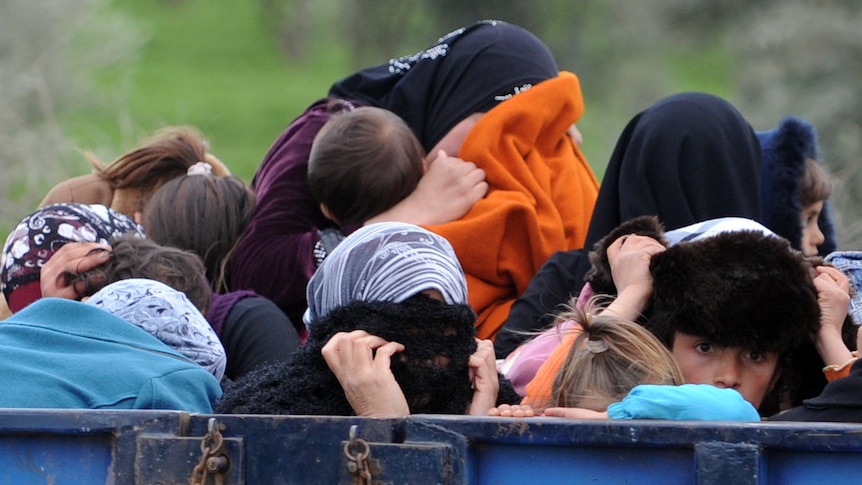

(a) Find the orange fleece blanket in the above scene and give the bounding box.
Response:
[427,72,599,340]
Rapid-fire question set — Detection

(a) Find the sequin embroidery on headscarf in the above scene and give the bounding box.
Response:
[329,20,559,152]
[1,203,146,312]
[304,222,468,325]
[86,278,227,380]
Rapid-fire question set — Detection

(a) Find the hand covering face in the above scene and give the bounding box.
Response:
[86,278,227,380]
[304,222,468,325]
[1,203,145,312]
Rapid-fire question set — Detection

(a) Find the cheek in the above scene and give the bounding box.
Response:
[671,348,705,384]
[738,364,778,408]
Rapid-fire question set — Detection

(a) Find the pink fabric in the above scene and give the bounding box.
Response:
[502,283,593,395]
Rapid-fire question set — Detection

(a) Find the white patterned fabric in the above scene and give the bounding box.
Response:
[664,217,777,246]
[86,278,226,380]
[304,222,468,325]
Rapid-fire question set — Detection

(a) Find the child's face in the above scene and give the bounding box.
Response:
[801,200,826,257]
[671,332,779,409]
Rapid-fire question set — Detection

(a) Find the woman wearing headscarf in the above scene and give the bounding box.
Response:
[0,291,221,411]
[217,222,520,417]
[496,92,764,358]
[1,203,145,314]
[229,21,599,339]
[85,278,227,380]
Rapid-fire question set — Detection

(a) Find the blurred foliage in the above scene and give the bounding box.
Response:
[3,0,861,247]
[0,0,141,230]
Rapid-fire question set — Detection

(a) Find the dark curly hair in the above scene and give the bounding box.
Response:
[68,235,211,313]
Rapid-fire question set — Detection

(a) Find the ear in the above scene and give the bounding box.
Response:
[320,204,341,226]
[766,366,782,395]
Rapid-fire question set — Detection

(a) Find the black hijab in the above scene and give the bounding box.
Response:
[573,92,764,283]
[329,20,559,152]
[216,295,520,416]
[496,92,765,358]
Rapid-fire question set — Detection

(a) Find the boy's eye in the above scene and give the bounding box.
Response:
[746,350,766,362]
[695,342,713,353]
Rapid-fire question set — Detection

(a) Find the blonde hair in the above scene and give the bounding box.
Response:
[551,306,684,411]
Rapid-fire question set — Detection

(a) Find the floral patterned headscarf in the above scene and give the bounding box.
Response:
[1,203,145,312]
[86,278,226,380]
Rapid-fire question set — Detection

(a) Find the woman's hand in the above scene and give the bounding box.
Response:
[39,242,111,300]
[813,265,853,367]
[366,150,487,226]
[466,339,499,416]
[321,330,410,417]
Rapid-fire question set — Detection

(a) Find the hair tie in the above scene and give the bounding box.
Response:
[586,339,609,354]
[187,161,212,176]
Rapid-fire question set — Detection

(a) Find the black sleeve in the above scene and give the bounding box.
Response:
[220,297,302,380]
[494,249,586,359]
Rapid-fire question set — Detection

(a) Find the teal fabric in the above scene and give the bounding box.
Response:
[0,298,221,412]
[607,384,760,421]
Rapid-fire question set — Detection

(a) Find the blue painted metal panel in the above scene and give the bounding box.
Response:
[1,410,862,483]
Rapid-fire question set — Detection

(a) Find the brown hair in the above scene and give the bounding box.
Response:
[800,157,832,206]
[142,175,255,293]
[551,305,685,411]
[86,126,230,215]
[307,106,425,225]
[70,235,212,313]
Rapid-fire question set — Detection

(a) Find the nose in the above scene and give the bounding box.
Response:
[712,354,742,390]
[812,225,826,246]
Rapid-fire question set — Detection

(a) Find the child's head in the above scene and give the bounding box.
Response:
[799,157,832,257]
[647,230,820,412]
[308,106,425,225]
[552,309,684,411]
[304,221,468,325]
[90,126,231,217]
[72,235,212,314]
[142,172,255,292]
[757,116,836,256]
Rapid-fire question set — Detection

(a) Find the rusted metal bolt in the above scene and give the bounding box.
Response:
[206,455,230,474]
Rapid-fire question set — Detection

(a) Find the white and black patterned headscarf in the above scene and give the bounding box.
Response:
[1,203,145,312]
[86,278,227,380]
[304,222,468,325]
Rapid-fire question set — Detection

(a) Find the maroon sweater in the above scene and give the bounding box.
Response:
[228,99,349,325]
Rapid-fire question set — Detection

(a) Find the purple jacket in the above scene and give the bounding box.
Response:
[228,99,335,324]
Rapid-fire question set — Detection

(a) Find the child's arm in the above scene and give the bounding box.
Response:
[542,385,760,421]
[604,384,760,421]
[813,265,854,371]
[604,235,665,321]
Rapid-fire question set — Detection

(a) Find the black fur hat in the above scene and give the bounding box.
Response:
[216,294,519,415]
[646,230,820,353]
[585,215,668,297]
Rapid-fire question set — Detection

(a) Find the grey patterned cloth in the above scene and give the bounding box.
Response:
[664,217,776,246]
[85,278,226,380]
[304,222,468,325]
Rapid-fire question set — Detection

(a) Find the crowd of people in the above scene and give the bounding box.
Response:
[1,19,860,423]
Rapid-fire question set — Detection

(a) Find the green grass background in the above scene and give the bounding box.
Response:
[62,0,350,181]
[59,1,733,187]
